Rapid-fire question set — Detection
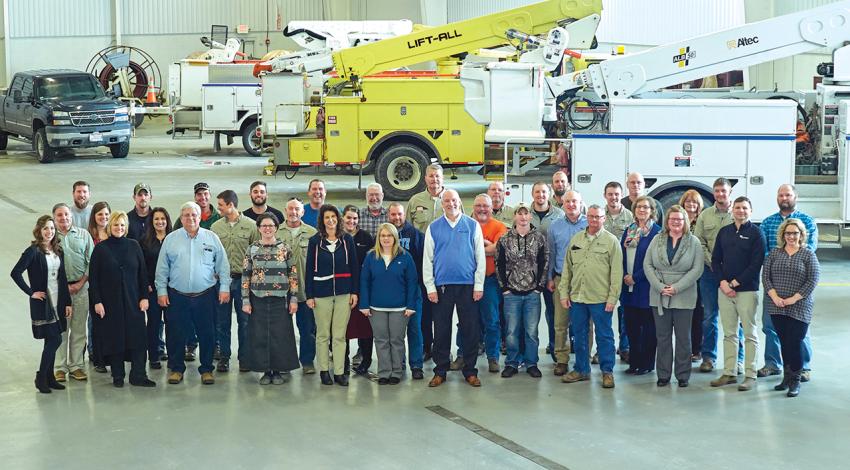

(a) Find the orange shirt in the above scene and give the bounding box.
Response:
[480,218,508,276]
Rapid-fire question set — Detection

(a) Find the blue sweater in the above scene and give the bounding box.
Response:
[711,221,766,292]
[620,222,661,308]
[430,215,478,286]
[359,249,420,311]
[304,233,360,299]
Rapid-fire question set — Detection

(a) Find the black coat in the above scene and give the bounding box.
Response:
[10,245,70,339]
[88,237,148,356]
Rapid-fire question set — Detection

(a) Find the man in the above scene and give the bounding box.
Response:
[302,179,326,227]
[496,203,549,378]
[156,202,231,385]
[529,181,564,360]
[358,182,389,237]
[70,181,91,229]
[277,198,319,374]
[710,196,766,391]
[456,194,507,374]
[603,181,634,362]
[488,181,514,226]
[621,172,663,223]
[388,202,426,379]
[175,182,221,230]
[694,177,743,373]
[127,183,152,240]
[558,204,623,388]
[758,184,818,381]
[550,171,570,209]
[547,190,587,375]
[423,189,486,387]
[242,180,284,222]
[407,164,452,234]
[52,203,94,383]
[211,190,259,373]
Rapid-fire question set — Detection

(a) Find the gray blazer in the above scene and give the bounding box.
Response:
[643,233,704,310]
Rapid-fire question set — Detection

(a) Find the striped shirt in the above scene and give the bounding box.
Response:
[762,247,819,323]
[760,210,817,254]
[241,240,298,306]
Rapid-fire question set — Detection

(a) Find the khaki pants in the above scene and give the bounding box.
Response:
[314,295,352,375]
[718,290,759,378]
[552,277,594,364]
[55,288,89,373]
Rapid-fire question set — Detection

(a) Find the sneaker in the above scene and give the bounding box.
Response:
[699,359,714,373]
[168,371,183,384]
[690,354,701,363]
[800,370,811,382]
[737,363,744,375]
[258,373,272,385]
[54,370,67,382]
[553,363,569,376]
[352,351,363,366]
[201,372,215,385]
[562,370,590,383]
[271,372,286,385]
[501,366,518,378]
[757,366,781,378]
[488,358,500,373]
[602,373,615,388]
[69,369,87,381]
[216,358,230,373]
[710,374,737,387]
[591,353,599,365]
[302,364,316,375]
[738,377,756,391]
[527,366,542,378]
[450,357,465,371]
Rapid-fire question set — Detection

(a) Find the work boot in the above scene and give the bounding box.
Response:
[787,370,802,398]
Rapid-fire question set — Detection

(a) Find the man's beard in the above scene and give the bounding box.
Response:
[779,201,795,212]
[368,202,382,211]
[252,196,267,207]
[74,200,88,209]
[554,189,566,197]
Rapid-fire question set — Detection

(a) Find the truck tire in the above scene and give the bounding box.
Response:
[33,128,56,163]
[133,113,145,129]
[0,132,7,150]
[242,121,261,157]
[375,143,429,200]
[110,141,130,158]
[655,187,712,213]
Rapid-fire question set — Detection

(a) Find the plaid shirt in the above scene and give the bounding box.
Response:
[358,206,389,238]
[760,210,817,255]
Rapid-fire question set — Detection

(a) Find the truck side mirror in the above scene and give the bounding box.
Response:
[12,90,21,103]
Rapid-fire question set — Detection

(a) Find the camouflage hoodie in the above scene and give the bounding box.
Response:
[495,226,549,295]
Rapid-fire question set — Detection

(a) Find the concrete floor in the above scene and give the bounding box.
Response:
[1,118,848,469]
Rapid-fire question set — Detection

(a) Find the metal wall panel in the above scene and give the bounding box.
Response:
[9,0,111,38]
[775,0,843,15]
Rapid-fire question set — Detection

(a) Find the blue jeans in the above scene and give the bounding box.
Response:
[406,293,424,369]
[543,289,555,351]
[456,275,501,360]
[762,300,811,369]
[166,288,217,374]
[617,305,629,352]
[216,279,247,361]
[699,269,744,362]
[571,302,616,374]
[295,301,316,366]
[503,292,541,367]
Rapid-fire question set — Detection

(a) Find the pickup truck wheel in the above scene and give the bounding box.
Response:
[0,132,7,150]
[110,141,130,158]
[34,128,56,163]
[133,113,145,129]
[242,121,261,157]
[375,143,429,200]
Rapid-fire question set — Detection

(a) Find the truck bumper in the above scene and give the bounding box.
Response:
[46,124,131,148]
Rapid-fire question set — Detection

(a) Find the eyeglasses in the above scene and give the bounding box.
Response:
[259,224,277,229]
[586,215,604,220]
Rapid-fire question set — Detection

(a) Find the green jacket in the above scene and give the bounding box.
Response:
[211,214,259,275]
[276,222,318,302]
[558,228,623,305]
[693,205,733,268]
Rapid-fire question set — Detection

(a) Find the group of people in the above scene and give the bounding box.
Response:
[11,167,821,398]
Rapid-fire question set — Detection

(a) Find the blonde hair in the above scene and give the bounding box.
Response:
[372,223,401,259]
[777,218,807,249]
[662,205,690,236]
[107,211,129,238]
[678,190,704,217]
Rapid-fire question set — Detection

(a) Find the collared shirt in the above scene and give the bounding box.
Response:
[711,220,766,292]
[491,204,514,226]
[760,209,818,254]
[604,206,634,240]
[407,188,448,234]
[358,206,389,238]
[70,205,91,230]
[530,204,565,239]
[155,228,230,296]
[56,226,94,282]
[558,228,623,305]
[211,214,259,274]
[694,204,733,267]
[547,214,588,279]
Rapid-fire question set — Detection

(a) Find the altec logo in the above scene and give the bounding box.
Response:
[673,46,696,68]
[407,30,463,49]
[727,36,759,49]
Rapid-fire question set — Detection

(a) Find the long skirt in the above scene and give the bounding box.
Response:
[246,295,300,372]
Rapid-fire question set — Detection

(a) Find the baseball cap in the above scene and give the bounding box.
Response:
[133,183,151,195]
[514,202,530,214]
[194,182,210,194]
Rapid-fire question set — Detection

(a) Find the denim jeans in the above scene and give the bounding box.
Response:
[166,288,217,374]
[762,299,811,370]
[295,301,316,366]
[699,269,743,362]
[570,302,616,374]
[457,275,501,360]
[216,279,248,361]
[406,293,424,369]
[503,291,541,367]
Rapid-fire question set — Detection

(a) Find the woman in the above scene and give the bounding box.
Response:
[359,223,418,385]
[140,207,172,369]
[242,213,300,385]
[763,219,819,397]
[89,211,155,388]
[644,205,704,387]
[342,205,375,376]
[620,195,661,376]
[87,201,111,244]
[679,190,705,362]
[10,215,73,393]
[305,204,360,387]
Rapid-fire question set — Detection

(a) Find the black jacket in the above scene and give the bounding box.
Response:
[711,221,766,292]
[304,233,360,299]
[10,245,70,339]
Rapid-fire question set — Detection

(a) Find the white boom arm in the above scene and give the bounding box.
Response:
[284,20,414,51]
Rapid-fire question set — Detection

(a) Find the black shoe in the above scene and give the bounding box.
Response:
[113,378,125,388]
[378,378,390,385]
[334,374,349,386]
[501,366,518,378]
[411,368,424,380]
[184,350,196,362]
[213,346,222,361]
[320,371,333,386]
[216,358,230,373]
[149,361,162,370]
[634,368,651,376]
[159,352,168,361]
[130,377,157,387]
[787,372,801,397]
[527,366,543,378]
[34,371,51,394]
[657,378,670,387]
[353,364,370,376]
[388,377,400,385]
[678,380,689,388]
[94,364,108,374]
[46,372,66,390]
[625,367,638,375]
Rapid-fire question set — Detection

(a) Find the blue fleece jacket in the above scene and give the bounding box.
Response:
[359,249,419,311]
[620,222,661,308]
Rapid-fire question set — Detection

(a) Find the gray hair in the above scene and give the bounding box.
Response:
[180,201,201,216]
[586,204,603,213]
[426,163,443,175]
[52,202,70,214]
[474,193,492,205]
[366,182,383,193]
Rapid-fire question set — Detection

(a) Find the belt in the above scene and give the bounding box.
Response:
[230,273,242,278]
[67,279,80,284]
[169,286,215,298]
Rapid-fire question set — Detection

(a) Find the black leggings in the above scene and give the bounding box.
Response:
[40,335,61,373]
[772,315,809,372]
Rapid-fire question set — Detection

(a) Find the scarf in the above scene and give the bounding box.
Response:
[624,221,654,249]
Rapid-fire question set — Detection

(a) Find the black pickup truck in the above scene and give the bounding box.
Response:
[0,69,131,163]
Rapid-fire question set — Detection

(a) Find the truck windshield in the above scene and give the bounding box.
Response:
[38,76,104,101]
